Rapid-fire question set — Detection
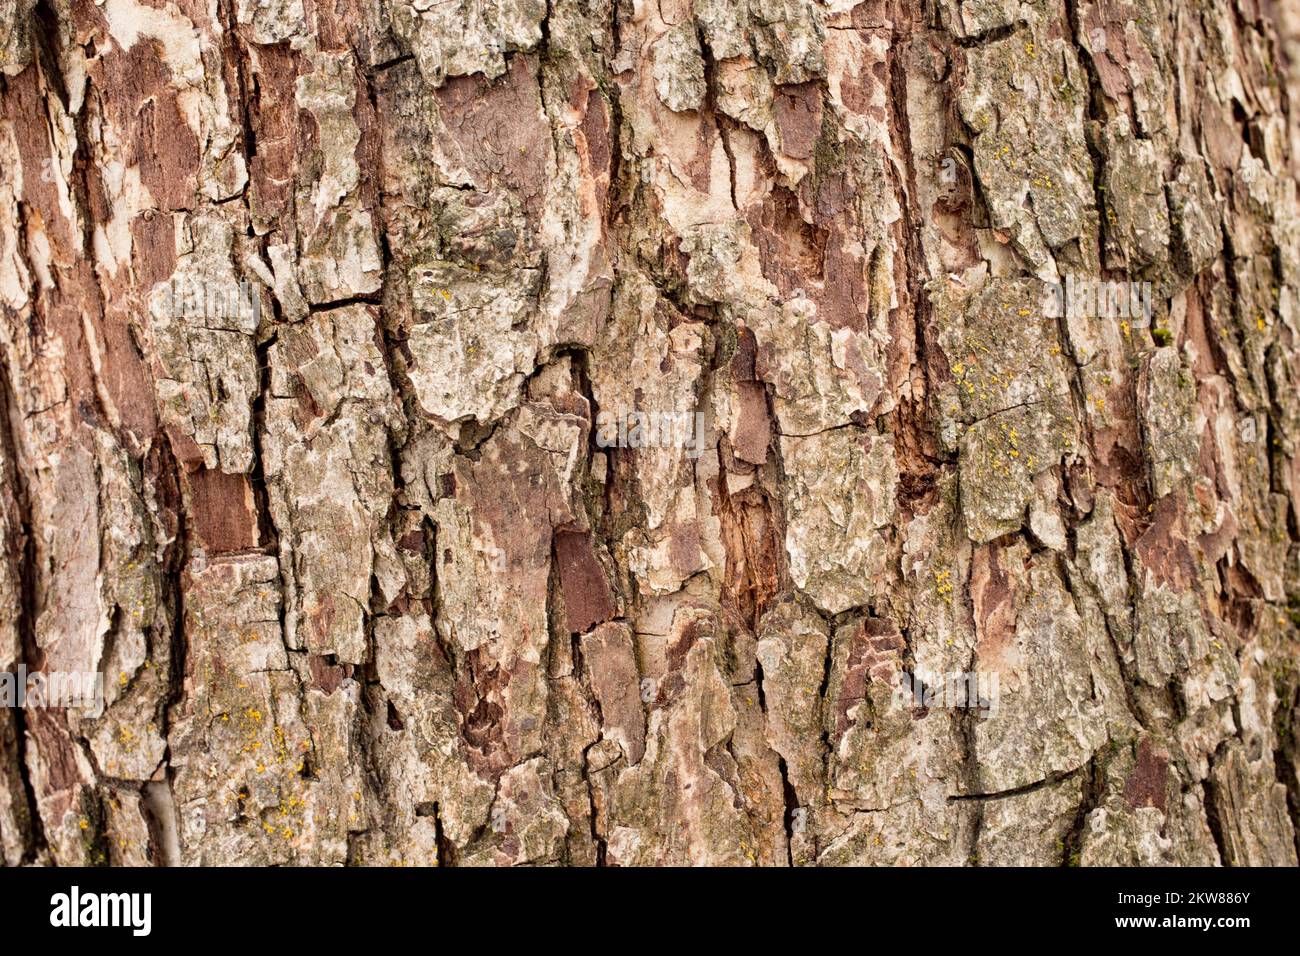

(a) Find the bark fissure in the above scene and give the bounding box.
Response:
[0,0,1297,867]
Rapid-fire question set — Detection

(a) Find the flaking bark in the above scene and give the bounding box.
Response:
[0,0,1299,866]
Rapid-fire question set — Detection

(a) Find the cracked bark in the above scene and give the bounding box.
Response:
[1,0,1299,866]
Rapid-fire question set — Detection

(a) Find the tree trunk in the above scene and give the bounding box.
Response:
[1,0,1299,867]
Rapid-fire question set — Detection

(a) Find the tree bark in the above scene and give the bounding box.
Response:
[1,0,1299,867]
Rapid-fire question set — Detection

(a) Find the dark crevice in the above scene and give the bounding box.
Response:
[1202,773,1231,866]
[0,330,46,863]
[369,54,416,75]
[1063,0,1113,270]
[1061,753,1102,867]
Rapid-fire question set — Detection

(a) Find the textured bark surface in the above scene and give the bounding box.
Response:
[2,0,1300,867]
